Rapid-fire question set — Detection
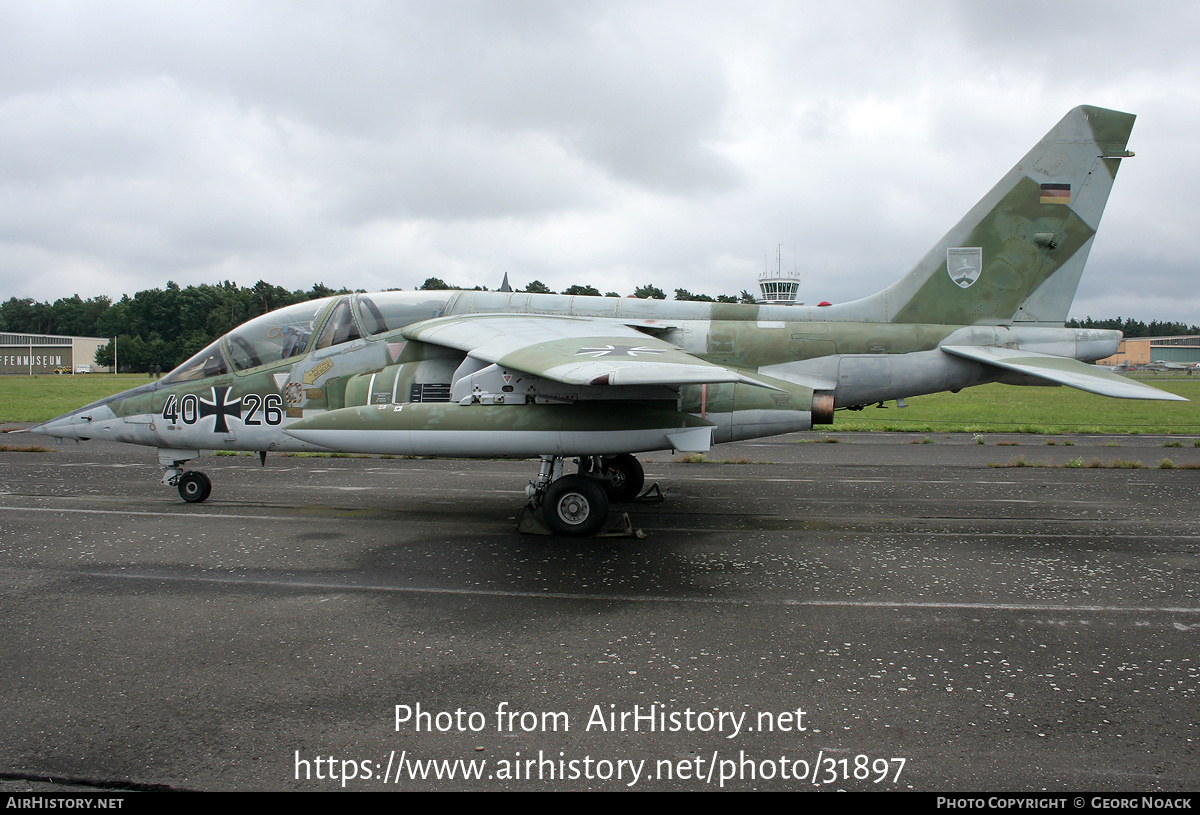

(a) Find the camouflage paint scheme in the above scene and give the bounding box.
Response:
[29,107,1184,504]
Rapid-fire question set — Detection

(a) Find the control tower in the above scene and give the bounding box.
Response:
[757,246,803,305]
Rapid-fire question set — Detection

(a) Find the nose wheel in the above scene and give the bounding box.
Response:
[176,470,212,503]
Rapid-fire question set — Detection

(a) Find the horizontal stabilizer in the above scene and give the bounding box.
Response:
[941,346,1187,401]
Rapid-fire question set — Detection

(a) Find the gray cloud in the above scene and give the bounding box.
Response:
[1,0,1197,322]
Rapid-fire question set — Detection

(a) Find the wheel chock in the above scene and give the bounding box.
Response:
[634,482,665,503]
[597,512,646,539]
[515,503,553,535]
[515,505,645,538]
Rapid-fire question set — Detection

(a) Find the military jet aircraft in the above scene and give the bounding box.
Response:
[1151,360,1200,371]
[29,105,1185,535]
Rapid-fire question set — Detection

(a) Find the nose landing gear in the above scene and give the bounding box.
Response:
[176,470,213,503]
[159,450,213,503]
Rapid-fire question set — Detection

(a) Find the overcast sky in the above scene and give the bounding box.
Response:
[2,0,1198,322]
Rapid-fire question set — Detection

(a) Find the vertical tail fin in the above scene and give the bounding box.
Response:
[842,106,1135,326]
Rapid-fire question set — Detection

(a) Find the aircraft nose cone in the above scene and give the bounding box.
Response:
[28,415,80,439]
[28,402,118,440]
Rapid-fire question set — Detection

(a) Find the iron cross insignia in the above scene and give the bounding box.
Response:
[198,386,242,433]
[575,345,666,358]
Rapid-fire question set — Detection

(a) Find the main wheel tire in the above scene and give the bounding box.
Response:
[542,475,608,537]
[599,454,645,502]
[178,470,212,503]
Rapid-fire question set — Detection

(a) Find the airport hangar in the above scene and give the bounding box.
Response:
[1096,335,1200,367]
[0,332,110,375]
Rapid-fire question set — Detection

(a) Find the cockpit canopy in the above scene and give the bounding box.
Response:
[160,339,229,385]
[160,291,451,384]
[226,299,328,371]
[355,291,450,335]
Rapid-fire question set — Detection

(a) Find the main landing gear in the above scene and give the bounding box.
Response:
[583,453,646,503]
[523,454,649,537]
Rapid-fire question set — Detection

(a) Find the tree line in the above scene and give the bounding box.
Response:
[415,277,758,303]
[0,278,1193,372]
[1064,316,1200,339]
[0,280,352,373]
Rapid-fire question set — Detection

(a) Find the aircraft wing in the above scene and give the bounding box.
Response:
[941,346,1188,401]
[402,314,776,388]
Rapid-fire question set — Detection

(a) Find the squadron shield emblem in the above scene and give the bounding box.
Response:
[947,247,983,289]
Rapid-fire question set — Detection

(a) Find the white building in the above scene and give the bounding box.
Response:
[0,333,110,375]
